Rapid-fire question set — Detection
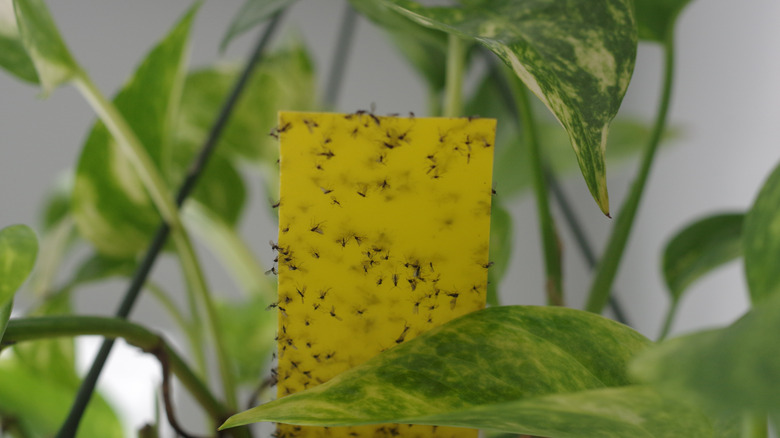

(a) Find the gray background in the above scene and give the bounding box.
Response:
[1,0,779,436]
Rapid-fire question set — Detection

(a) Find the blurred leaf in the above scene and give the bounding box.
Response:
[182,202,275,300]
[169,137,247,226]
[12,0,78,93]
[12,291,77,385]
[487,201,512,306]
[0,224,38,317]
[218,294,277,384]
[0,357,123,438]
[744,160,780,304]
[0,0,38,83]
[0,300,11,342]
[68,252,136,287]
[223,305,653,430]
[72,6,197,257]
[634,0,693,42]
[663,213,743,302]
[176,40,316,166]
[349,0,449,92]
[39,172,73,232]
[220,0,297,52]
[379,0,638,215]
[631,291,780,417]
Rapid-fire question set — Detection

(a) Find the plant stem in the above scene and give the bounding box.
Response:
[510,78,564,306]
[585,31,676,314]
[171,230,238,409]
[657,299,678,341]
[145,281,191,340]
[544,167,631,324]
[741,412,768,438]
[2,316,229,425]
[56,13,285,438]
[323,3,358,109]
[443,34,466,117]
[183,202,275,301]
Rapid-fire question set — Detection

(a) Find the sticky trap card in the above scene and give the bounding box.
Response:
[273,111,496,437]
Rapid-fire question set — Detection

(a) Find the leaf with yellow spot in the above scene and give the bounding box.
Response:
[264,111,495,437]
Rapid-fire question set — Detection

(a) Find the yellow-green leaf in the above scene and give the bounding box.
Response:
[12,0,78,93]
[0,224,38,336]
[222,306,654,432]
[0,0,38,83]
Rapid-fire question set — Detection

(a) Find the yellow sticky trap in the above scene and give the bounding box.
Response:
[275,111,495,437]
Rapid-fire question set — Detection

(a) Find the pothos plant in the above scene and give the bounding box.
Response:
[0,0,777,437]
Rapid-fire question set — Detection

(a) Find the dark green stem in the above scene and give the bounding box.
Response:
[544,167,630,324]
[56,12,285,438]
[585,30,676,314]
[510,77,564,306]
[2,316,228,425]
[323,3,358,108]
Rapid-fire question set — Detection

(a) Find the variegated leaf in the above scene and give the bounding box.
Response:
[12,0,78,93]
[222,306,658,433]
[378,0,638,215]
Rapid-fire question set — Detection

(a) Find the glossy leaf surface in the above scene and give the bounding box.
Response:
[71,7,196,257]
[380,0,638,214]
[744,160,780,303]
[12,0,78,93]
[0,0,38,83]
[634,0,693,42]
[663,213,743,301]
[223,305,652,430]
[220,0,296,51]
[0,224,38,312]
[632,291,780,416]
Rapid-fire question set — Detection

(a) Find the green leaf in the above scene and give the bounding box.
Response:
[175,41,316,166]
[744,160,780,304]
[0,300,11,343]
[380,0,638,215]
[397,386,715,438]
[634,0,693,42]
[0,0,38,83]
[169,134,247,226]
[12,0,79,93]
[218,294,277,384]
[71,6,197,257]
[0,224,38,312]
[222,305,652,430]
[349,0,449,92]
[0,358,123,438]
[487,201,512,306]
[663,213,744,302]
[220,0,297,52]
[631,291,780,417]
[68,253,136,287]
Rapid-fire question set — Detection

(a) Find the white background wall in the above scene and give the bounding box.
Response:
[1,0,779,436]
